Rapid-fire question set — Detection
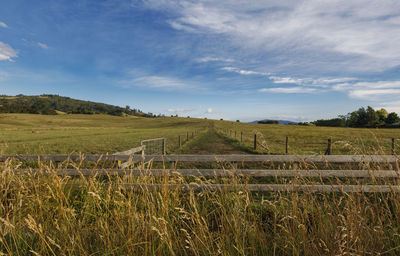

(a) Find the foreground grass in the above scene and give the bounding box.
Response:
[1,160,400,255]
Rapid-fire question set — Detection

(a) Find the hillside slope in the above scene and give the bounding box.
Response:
[0,94,152,116]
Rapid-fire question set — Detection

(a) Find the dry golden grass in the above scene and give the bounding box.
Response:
[1,158,400,255]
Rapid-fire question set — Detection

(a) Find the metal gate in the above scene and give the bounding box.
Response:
[141,138,166,155]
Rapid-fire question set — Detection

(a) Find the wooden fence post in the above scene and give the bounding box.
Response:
[326,138,332,155]
[254,134,257,150]
[241,132,243,142]
[192,132,194,138]
[179,136,181,147]
[162,138,166,155]
[285,136,288,154]
[235,131,237,138]
[392,138,395,155]
[187,132,189,142]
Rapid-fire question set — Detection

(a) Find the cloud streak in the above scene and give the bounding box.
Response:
[37,42,49,49]
[0,22,7,28]
[221,67,270,76]
[196,57,234,63]
[333,80,400,100]
[259,87,317,94]
[118,74,203,92]
[144,0,400,72]
[0,42,17,61]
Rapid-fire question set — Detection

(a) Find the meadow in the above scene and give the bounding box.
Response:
[0,113,397,155]
[214,120,399,155]
[0,114,209,154]
[1,114,400,255]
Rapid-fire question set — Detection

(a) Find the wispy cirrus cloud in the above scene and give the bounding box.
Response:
[220,65,357,88]
[0,42,17,61]
[333,80,400,100]
[118,74,201,92]
[143,0,400,73]
[259,87,318,94]
[221,67,270,76]
[37,42,49,49]
[269,76,302,84]
[0,21,8,28]
[167,108,194,114]
[196,57,234,63]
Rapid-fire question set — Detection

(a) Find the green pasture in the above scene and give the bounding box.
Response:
[214,120,399,154]
[0,114,398,154]
[0,114,209,154]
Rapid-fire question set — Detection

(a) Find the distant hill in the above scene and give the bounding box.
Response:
[250,119,298,125]
[0,94,154,117]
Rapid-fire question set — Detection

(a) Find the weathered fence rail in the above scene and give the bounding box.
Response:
[4,154,400,193]
[1,154,399,163]
[110,184,400,193]
[13,168,400,178]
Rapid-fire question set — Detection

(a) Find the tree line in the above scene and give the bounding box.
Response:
[0,94,157,117]
[313,106,400,128]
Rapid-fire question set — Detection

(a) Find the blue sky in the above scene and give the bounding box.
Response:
[1,0,400,121]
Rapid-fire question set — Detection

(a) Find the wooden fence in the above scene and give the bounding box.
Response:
[1,154,398,163]
[221,129,398,155]
[4,154,400,193]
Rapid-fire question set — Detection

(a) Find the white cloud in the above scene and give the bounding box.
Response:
[205,108,213,113]
[196,57,234,63]
[0,22,8,28]
[221,67,270,76]
[333,80,400,100]
[167,108,194,114]
[349,89,400,99]
[315,78,357,84]
[119,75,198,91]
[259,87,317,93]
[269,76,302,84]
[143,0,400,72]
[0,42,17,61]
[37,42,49,49]
[377,101,400,113]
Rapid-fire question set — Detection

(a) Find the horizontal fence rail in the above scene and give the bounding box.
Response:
[0,154,399,163]
[4,154,400,193]
[12,169,400,178]
[115,184,400,193]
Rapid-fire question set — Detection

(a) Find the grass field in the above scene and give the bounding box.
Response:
[214,120,399,155]
[0,114,398,155]
[1,114,400,255]
[0,114,209,154]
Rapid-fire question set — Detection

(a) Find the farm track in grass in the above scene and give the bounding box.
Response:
[174,130,255,154]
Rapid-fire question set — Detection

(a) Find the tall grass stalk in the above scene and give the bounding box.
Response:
[1,160,400,255]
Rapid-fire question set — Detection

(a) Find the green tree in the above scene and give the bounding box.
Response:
[386,112,400,124]
[376,108,388,125]
[366,106,379,127]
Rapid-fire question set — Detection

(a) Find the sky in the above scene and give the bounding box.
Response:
[1,0,400,122]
